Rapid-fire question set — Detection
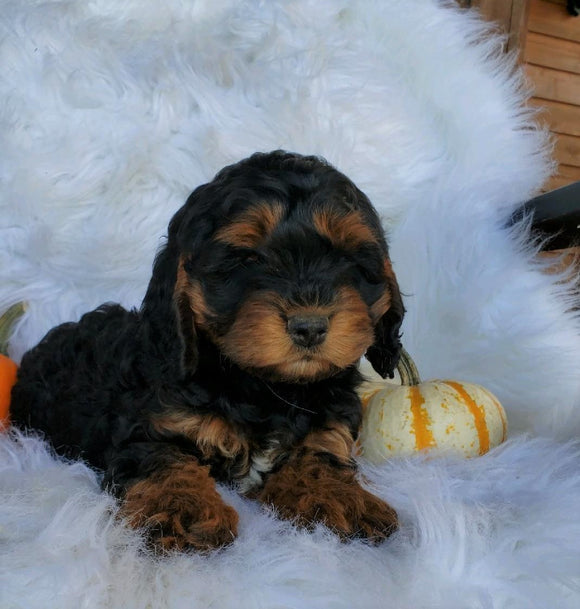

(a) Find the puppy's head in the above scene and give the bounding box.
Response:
[143,151,404,383]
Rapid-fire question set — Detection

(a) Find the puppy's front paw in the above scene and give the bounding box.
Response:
[337,484,399,542]
[258,458,398,543]
[120,462,239,552]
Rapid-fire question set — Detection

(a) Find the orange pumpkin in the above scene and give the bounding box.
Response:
[0,353,18,428]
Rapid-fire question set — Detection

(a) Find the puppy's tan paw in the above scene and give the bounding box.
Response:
[258,456,398,543]
[120,461,239,552]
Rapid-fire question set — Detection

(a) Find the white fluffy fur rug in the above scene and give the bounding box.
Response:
[1,1,580,607]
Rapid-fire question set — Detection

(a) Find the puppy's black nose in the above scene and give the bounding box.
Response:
[287,315,329,348]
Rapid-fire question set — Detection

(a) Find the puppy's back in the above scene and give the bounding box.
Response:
[10,304,143,468]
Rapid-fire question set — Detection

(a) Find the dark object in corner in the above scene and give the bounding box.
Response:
[512,181,580,250]
[568,0,579,16]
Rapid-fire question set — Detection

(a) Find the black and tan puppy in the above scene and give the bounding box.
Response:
[11,151,404,551]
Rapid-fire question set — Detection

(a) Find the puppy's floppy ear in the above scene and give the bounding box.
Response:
[140,205,199,377]
[365,262,405,379]
[173,257,199,375]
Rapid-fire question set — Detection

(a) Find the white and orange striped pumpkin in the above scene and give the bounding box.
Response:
[357,350,507,462]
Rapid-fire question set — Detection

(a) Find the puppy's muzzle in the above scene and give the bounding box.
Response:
[287,314,329,348]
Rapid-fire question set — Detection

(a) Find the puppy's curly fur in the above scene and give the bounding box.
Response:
[11,151,404,551]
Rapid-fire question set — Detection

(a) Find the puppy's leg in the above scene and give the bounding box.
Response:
[105,444,238,552]
[257,424,398,542]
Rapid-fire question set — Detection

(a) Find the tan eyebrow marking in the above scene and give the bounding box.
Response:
[312,209,377,250]
[214,202,285,248]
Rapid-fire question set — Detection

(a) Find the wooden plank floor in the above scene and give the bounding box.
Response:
[458,0,580,271]
[524,0,580,192]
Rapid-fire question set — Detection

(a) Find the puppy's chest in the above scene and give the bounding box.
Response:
[236,442,285,493]
[202,426,289,493]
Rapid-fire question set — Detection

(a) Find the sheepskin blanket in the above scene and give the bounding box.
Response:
[1,1,580,607]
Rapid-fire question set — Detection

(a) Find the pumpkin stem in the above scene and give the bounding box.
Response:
[0,302,26,356]
[397,348,421,386]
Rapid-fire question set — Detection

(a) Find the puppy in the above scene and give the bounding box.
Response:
[11,151,404,552]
